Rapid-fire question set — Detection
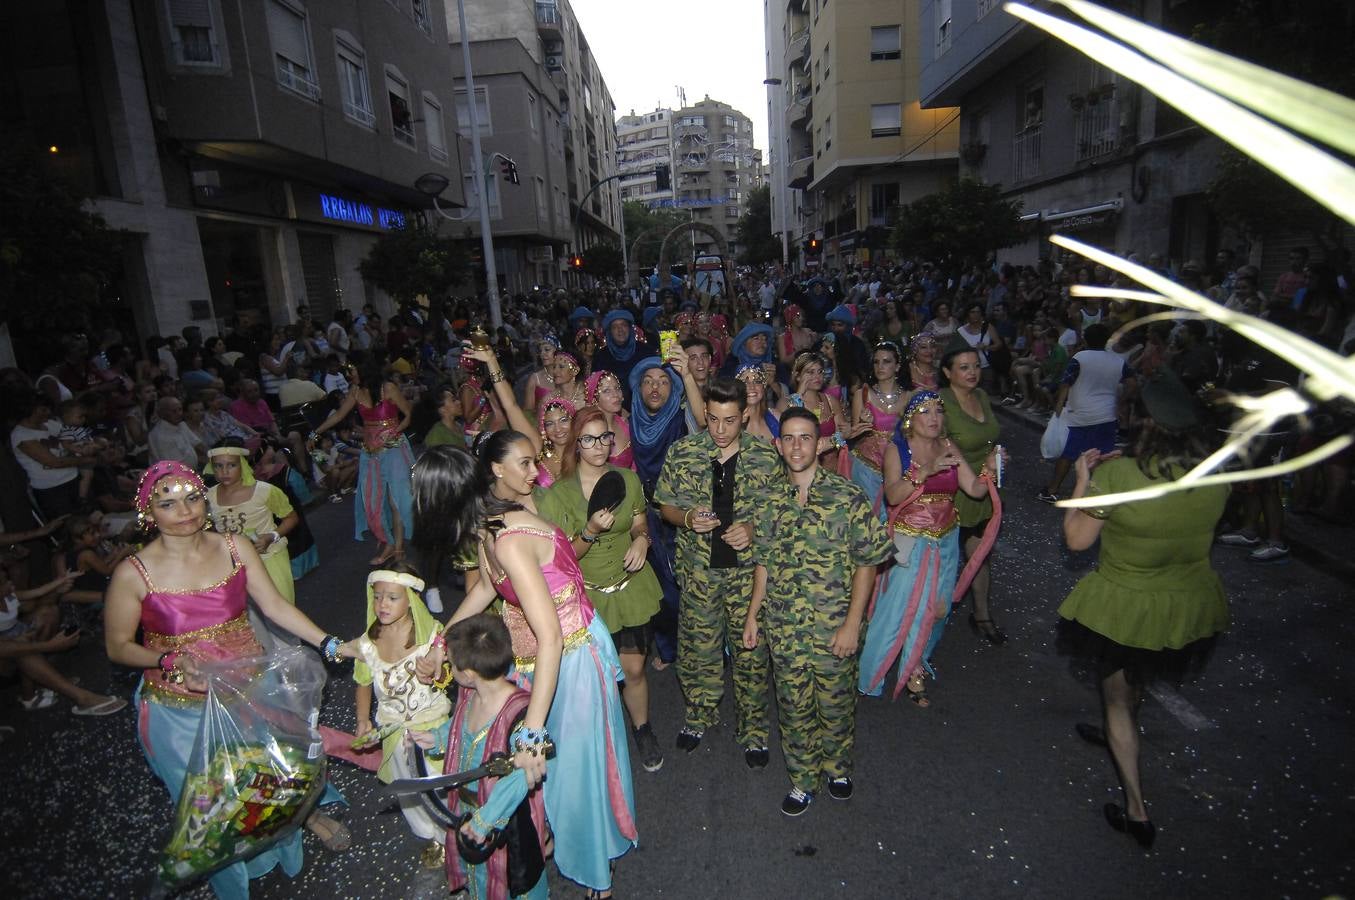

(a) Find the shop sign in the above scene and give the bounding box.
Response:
[319,194,406,230]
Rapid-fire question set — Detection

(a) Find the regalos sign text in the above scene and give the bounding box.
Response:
[319,194,406,230]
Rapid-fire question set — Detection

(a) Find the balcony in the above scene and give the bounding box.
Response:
[787,155,813,190]
[677,152,709,172]
[1073,90,1120,161]
[788,27,809,66]
[787,95,810,128]
[676,121,707,141]
[536,2,562,40]
[1012,124,1042,182]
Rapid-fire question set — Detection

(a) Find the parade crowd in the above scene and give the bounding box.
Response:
[2,246,1353,898]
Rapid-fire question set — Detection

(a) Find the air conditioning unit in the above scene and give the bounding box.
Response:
[545,55,563,71]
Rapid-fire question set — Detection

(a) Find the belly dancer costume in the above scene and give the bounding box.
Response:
[840,384,903,518]
[487,522,637,892]
[354,399,415,546]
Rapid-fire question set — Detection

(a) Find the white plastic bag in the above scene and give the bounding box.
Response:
[1040,412,1070,460]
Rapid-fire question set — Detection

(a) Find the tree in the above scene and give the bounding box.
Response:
[1208,149,1344,247]
[0,146,123,331]
[734,185,781,265]
[623,200,692,273]
[890,178,1023,265]
[580,243,624,279]
[357,217,470,305]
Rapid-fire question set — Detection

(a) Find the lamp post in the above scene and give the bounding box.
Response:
[763,77,790,270]
[454,0,501,328]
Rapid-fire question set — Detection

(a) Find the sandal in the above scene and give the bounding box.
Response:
[72,696,127,717]
[306,812,351,851]
[905,674,931,708]
[584,890,614,899]
[20,689,57,711]
[368,545,395,566]
[969,613,1008,646]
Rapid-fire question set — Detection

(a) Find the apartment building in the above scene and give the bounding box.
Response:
[766,0,960,271]
[617,109,678,207]
[447,0,622,288]
[671,98,763,259]
[919,0,1229,268]
[2,0,466,345]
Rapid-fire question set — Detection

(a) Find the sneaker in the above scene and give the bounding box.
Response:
[743,746,770,769]
[328,493,344,503]
[425,587,443,615]
[635,724,664,772]
[1036,490,1060,504]
[674,727,703,753]
[20,689,57,711]
[827,777,854,800]
[1218,531,1261,548]
[1249,542,1290,563]
[780,787,814,817]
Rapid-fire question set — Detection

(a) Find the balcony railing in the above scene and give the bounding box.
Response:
[788,155,814,190]
[1074,91,1119,161]
[429,144,448,163]
[276,59,320,100]
[393,122,416,149]
[787,96,810,128]
[788,27,810,65]
[1013,124,1042,181]
[536,2,562,36]
[343,100,375,127]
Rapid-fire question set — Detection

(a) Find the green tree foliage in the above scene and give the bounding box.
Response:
[581,243,624,279]
[734,185,781,266]
[0,147,123,330]
[890,178,1023,265]
[357,218,470,305]
[1208,149,1343,245]
[623,200,692,268]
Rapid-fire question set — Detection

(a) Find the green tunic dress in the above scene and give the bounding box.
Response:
[538,466,662,632]
[1058,457,1229,650]
[941,387,1000,528]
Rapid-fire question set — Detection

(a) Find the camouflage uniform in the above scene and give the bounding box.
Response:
[754,466,893,793]
[656,430,782,746]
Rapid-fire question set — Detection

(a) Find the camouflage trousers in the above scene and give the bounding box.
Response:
[765,617,858,794]
[677,565,771,747]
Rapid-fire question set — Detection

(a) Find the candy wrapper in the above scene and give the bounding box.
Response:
[158,647,328,889]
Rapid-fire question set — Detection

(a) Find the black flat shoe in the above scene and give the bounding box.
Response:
[968,613,1008,646]
[1075,722,1108,747]
[1104,803,1155,849]
[743,747,770,769]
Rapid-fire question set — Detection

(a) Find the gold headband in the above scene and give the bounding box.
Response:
[367,570,426,593]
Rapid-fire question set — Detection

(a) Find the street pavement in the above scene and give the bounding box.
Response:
[2,418,1352,899]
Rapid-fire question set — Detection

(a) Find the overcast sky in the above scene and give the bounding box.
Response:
[571,0,770,153]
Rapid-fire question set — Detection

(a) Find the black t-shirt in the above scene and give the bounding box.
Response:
[709,451,739,569]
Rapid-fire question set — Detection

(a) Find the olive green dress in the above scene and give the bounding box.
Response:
[538,466,661,632]
[1058,458,1229,651]
[940,387,1000,527]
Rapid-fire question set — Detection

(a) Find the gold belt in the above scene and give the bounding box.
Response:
[514,625,591,674]
[584,573,633,594]
[144,613,252,649]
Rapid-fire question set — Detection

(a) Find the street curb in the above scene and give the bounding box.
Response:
[993,405,1355,581]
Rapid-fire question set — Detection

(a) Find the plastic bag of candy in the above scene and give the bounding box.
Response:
[158,647,329,888]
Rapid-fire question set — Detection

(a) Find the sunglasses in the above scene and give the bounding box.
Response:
[577,432,616,449]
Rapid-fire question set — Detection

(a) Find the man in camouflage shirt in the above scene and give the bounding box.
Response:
[744,407,893,816]
[656,378,781,766]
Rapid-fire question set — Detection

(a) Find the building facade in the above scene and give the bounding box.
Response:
[617,109,677,208]
[447,0,622,290]
[2,0,466,349]
[918,0,1228,268]
[766,0,960,271]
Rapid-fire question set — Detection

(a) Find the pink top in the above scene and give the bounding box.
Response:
[608,416,636,471]
[490,524,597,668]
[891,466,960,538]
[358,399,401,452]
[131,535,264,704]
[229,397,275,432]
[535,462,556,489]
[852,386,903,472]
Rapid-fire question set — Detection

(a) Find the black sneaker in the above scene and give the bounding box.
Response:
[827,777,853,800]
[634,724,664,772]
[675,727,703,753]
[743,746,770,769]
[780,787,813,817]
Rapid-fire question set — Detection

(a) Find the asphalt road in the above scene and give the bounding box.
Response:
[2,418,1352,899]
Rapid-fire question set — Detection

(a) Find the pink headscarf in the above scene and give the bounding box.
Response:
[135,460,207,514]
[584,370,620,406]
[537,396,578,432]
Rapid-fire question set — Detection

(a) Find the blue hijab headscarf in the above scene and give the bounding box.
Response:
[730,323,775,368]
[892,390,943,474]
[629,357,686,483]
[603,309,637,362]
[569,306,595,327]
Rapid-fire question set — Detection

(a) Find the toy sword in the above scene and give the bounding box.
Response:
[382,742,555,797]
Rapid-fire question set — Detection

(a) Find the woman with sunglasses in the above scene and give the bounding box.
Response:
[538,407,664,774]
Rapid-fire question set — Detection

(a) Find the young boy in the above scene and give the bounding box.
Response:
[309,433,357,502]
[59,515,133,606]
[414,614,549,900]
[57,399,109,503]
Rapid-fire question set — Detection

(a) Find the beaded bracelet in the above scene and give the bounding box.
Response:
[320,635,342,663]
[511,724,551,756]
[489,370,506,384]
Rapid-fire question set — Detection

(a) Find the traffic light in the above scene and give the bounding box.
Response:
[569,253,584,270]
[804,237,822,255]
[500,156,520,185]
[654,164,671,192]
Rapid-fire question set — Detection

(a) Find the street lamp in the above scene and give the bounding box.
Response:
[763,77,790,270]
[452,0,501,328]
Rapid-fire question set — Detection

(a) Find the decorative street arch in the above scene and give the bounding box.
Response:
[627,226,665,288]
[656,220,732,305]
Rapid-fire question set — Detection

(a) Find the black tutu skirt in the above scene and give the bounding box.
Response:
[1055,617,1221,687]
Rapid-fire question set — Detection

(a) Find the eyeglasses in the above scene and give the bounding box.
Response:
[577,432,616,449]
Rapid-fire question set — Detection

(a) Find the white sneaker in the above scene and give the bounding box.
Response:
[425,587,443,614]
[1218,531,1261,547]
[1249,542,1290,563]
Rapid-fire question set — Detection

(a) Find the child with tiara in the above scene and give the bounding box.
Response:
[412,613,549,900]
[352,563,453,866]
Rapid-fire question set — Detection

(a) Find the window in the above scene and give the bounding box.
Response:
[167,0,220,65]
[870,25,901,61]
[977,0,998,19]
[869,182,899,225]
[423,94,446,162]
[583,83,592,113]
[726,206,741,219]
[870,103,901,137]
[535,177,548,221]
[825,114,832,149]
[455,86,491,136]
[723,115,737,128]
[267,0,318,98]
[527,92,538,132]
[411,0,432,34]
[335,33,373,126]
[936,0,953,52]
[554,187,567,228]
[463,173,501,219]
[824,42,831,77]
[386,68,415,148]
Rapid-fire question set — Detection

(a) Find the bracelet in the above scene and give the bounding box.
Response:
[831,431,847,450]
[432,661,455,691]
[158,650,177,671]
[489,370,506,384]
[430,633,447,652]
[511,724,551,756]
[581,528,599,544]
[159,650,184,684]
[905,464,925,487]
[683,508,695,529]
[320,635,342,663]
